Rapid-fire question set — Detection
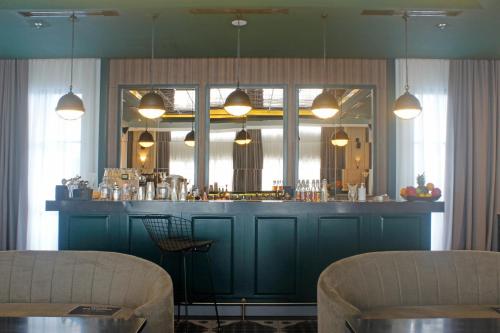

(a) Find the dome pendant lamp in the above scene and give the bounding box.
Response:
[234,117,252,145]
[224,18,252,117]
[55,13,85,120]
[394,13,422,120]
[312,14,339,120]
[139,121,155,148]
[331,94,349,147]
[184,108,196,147]
[138,15,166,120]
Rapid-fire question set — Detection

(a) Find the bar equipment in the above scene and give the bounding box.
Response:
[137,186,145,200]
[146,182,155,200]
[165,175,187,201]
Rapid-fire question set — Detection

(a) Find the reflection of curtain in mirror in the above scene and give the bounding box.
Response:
[169,131,195,183]
[210,131,234,190]
[233,129,263,192]
[320,127,345,185]
[298,126,321,181]
[156,132,170,173]
[262,129,283,190]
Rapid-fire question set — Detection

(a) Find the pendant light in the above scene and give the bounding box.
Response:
[138,15,166,120]
[331,94,349,147]
[234,117,251,145]
[184,115,195,147]
[394,13,422,120]
[311,14,339,120]
[139,120,155,148]
[224,19,252,117]
[55,13,85,120]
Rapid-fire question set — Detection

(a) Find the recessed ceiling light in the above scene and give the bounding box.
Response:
[30,20,50,30]
[436,23,448,30]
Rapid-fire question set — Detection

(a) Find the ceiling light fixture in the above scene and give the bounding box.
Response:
[138,14,166,120]
[19,10,119,17]
[234,117,252,145]
[55,13,85,120]
[138,129,155,148]
[311,14,339,120]
[394,13,422,120]
[224,18,252,117]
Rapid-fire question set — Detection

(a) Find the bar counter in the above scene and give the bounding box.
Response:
[46,199,444,303]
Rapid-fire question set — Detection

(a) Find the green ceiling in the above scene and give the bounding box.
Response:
[0,0,499,58]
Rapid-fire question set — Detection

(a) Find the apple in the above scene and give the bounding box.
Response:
[432,188,442,197]
[406,186,417,197]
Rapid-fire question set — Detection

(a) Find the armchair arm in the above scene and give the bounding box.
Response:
[318,278,361,333]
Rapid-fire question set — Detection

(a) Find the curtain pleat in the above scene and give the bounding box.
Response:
[233,129,263,192]
[445,60,500,250]
[156,132,171,173]
[0,60,29,250]
[320,127,344,184]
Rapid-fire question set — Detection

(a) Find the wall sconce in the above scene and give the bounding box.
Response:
[355,156,361,169]
[355,137,361,149]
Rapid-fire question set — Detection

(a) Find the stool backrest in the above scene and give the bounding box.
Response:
[142,215,195,252]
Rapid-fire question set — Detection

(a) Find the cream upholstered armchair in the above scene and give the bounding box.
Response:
[318,251,500,333]
[0,251,174,333]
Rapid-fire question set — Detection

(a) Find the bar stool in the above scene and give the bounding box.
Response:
[141,215,221,331]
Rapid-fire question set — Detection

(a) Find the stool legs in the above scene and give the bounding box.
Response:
[182,252,189,322]
[205,251,221,331]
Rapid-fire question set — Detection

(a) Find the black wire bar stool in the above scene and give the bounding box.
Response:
[141,215,221,331]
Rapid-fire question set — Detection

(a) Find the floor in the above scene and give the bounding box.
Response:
[175,318,318,333]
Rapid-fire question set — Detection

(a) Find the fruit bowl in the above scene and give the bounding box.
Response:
[402,194,441,202]
[400,173,441,202]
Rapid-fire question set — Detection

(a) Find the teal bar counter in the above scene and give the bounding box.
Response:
[46,200,444,303]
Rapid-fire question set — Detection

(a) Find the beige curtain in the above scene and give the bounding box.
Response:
[445,60,500,250]
[0,60,29,250]
[320,127,344,184]
[233,129,263,192]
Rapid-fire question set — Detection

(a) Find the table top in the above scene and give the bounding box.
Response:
[0,317,146,333]
[346,318,500,333]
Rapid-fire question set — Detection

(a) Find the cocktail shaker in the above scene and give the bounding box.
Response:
[137,186,145,200]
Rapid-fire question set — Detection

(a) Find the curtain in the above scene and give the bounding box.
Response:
[298,126,321,181]
[210,131,234,190]
[0,60,29,250]
[445,60,500,250]
[27,59,100,250]
[395,59,449,250]
[156,131,171,173]
[169,130,195,183]
[233,129,263,192]
[261,128,284,191]
[320,127,345,184]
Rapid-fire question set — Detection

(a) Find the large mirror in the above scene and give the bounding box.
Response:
[297,87,374,196]
[120,86,197,184]
[208,86,285,192]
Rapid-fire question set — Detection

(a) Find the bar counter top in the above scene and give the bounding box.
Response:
[46,199,444,215]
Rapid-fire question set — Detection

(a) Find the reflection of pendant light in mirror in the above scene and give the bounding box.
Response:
[331,93,349,147]
[224,18,252,117]
[55,13,85,120]
[394,13,422,120]
[138,147,149,163]
[235,117,251,145]
[184,102,196,147]
[138,15,166,120]
[139,130,155,148]
[311,14,339,120]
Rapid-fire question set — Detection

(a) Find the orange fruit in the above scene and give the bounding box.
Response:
[426,183,435,191]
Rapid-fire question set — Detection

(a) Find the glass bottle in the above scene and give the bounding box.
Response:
[272,180,277,192]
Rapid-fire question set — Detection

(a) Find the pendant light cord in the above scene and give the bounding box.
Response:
[70,13,76,92]
[236,25,241,88]
[322,14,327,87]
[403,13,409,92]
[150,15,157,91]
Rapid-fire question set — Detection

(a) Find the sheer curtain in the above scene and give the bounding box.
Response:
[209,131,235,190]
[261,128,283,190]
[27,59,100,250]
[169,130,195,184]
[395,59,449,250]
[298,126,321,181]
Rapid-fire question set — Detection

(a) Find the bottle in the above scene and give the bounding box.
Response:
[278,180,284,191]
[295,180,302,201]
[112,182,121,201]
[358,183,366,202]
[272,180,277,192]
[320,179,329,202]
[300,180,306,201]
